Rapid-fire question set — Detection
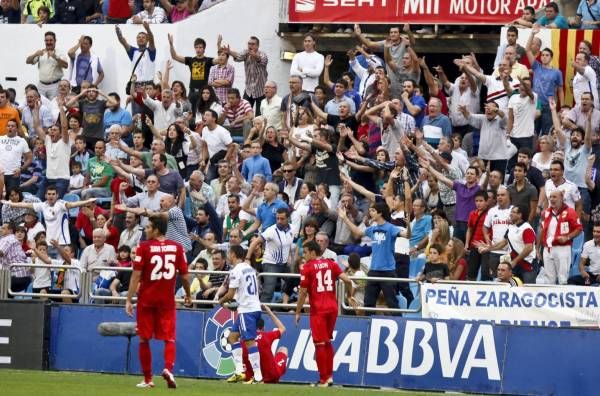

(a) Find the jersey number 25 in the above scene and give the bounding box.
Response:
[150,254,176,281]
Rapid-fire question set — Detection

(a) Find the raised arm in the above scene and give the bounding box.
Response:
[167,33,186,64]
[548,97,566,147]
[525,26,540,67]
[423,159,453,188]
[419,56,439,97]
[353,24,380,51]
[338,207,365,239]
[323,55,334,88]
[143,22,155,51]
[115,25,131,53]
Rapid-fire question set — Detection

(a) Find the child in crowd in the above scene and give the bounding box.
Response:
[69,161,85,193]
[417,244,450,283]
[345,253,367,313]
[115,245,133,268]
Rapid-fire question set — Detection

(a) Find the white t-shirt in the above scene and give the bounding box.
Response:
[45,136,72,179]
[290,51,325,92]
[573,65,599,108]
[544,179,581,209]
[483,205,512,254]
[261,224,294,265]
[0,135,30,175]
[201,124,232,158]
[508,93,537,138]
[582,240,600,274]
[32,200,70,245]
[70,173,85,190]
[32,257,57,289]
[229,261,262,314]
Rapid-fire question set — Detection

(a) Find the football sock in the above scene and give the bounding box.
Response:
[247,345,263,382]
[231,342,244,375]
[139,340,152,383]
[164,340,176,372]
[314,343,328,383]
[325,341,334,381]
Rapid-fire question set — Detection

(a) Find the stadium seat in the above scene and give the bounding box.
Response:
[409,256,425,278]
[397,293,408,310]
[404,295,422,318]
[336,255,348,271]
[62,193,81,218]
[96,197,112,210]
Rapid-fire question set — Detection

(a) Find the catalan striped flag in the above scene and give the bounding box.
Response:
[550,29,600,106]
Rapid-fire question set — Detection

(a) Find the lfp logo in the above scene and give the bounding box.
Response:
[295,0,316,12]
[202,307,237,376]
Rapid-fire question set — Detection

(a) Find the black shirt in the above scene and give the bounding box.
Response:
[185,56,214,92]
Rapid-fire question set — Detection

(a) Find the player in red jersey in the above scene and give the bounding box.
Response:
[295,240,357,387]
[126,215,192,389]
[242,304,288,383]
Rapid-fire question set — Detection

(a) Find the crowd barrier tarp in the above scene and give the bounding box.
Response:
[288,0,550,24]
[0,301,47,370]
[421,283,600,327]
[46,303,600,395]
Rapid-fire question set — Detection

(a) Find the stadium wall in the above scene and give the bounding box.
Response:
[0,0,290,105]
[12,303,590,395]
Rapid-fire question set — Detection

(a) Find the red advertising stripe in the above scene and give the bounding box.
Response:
[288,0,550,24]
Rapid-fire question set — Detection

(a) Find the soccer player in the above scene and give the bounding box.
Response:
[219,245,264,384]
[125,216,192,389]
[295,240,357,387]
[242,304,289,384]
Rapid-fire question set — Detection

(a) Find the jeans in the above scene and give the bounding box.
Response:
[535,104,553,136]
[38,178,70,199]
[508,136,534,172]
[364,269,399,312]
[453,220,468,243]
[4,175,20,199]
[244,93,265,116]
[467,249,483,280]
[488,159,507,175]
[260,263,288,303]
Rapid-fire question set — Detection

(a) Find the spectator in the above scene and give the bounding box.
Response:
[0,89,20,135]
[106,0,132,23]
[422,97,452,148]
[2,188,39,225]
[540,160,583,215]
[242,182,288,235]
[458,58,516,113]
[220,88,253,140]
[127,0,167,23]
[324,78,356,116]
[80,227,117,273]
[578,40,600,96]
[115,23,156,89]
[242,141,272,182]
[104,93,133,142]
[260,81,282,130]
[142,89,182,134]
[384,39,421,92]
[82,140,114,199]
[225,35,268,116]
[465,191,490,280]
[197,249,230,300]
[511,6,536,28]
[201,109,235,180]
[25,32,68,100]
[119,175,166,227]
[572,52,599,109]
[562,93,600,139]
[168,35,213,115]
[119,212,143,250]
[0,0,20,24]
[23,209,45,247]
[480,205,537,283]
[507,76,537,169]
[208,48,235,105]
[535,2,570,29]
[480,186,512,281]
[0,119,31,196]
[495,256,523,287]
[508,162,539,224]
[159,0,193,23]
[75,198,108,245]
[401,79,426,128]
[539,190,583,284]
[0,221,30,296]
[525,28,564,136]
[53,0,86,24]
[247,207,293,303]
[417,244,449,283]
[569,223,600,285]
[315,231,337,261]
[493,26,526,69]
[67,86,117,149]
[290,33,324,93]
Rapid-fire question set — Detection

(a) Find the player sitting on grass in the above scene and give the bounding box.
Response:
[218,245,264,384]
[242,304,289,384]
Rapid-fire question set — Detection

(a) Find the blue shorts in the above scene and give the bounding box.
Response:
[231,311,262,341]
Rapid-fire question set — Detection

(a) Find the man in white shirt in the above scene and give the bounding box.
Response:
[25,31,69,100]
[568,224,600,285]
[540,159,582,214]
[572,52,599,109]
[143,89,181,133]
[316,232,338,262]
[201,109,235,181]
[115,22,156,85]
[0,119,32,194]
[290,34,324,92]
[80,228,117,272]
[260,81,282,130]
[480,186,512,281]
[507,77,538,170]
[127,0,167,24]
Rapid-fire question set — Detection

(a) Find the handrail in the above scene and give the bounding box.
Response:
[340,275,422,314]
[436,280,510,287]
[256,272,309,309]
[8,263,83,299]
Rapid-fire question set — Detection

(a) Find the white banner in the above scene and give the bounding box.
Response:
[421,283,600,328]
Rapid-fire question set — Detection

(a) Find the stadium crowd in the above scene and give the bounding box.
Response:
[0,1,599,313]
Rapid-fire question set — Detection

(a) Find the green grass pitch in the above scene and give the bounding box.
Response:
[0,369,448,396]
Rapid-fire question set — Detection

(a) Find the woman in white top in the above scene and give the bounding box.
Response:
[531,134,554,172]
[291,108,314,158]
[194,86,223,129]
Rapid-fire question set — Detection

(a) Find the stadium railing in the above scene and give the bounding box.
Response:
[256,272,309,309]
[7,263,83,299]
[339,275,422,314]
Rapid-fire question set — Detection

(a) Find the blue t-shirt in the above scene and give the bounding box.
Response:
[577,0,600,29]
[531,61,563,105]
[103,108,133,136]
[564,141,590,188]
[365,222,400,271]
[410,214,432,248]
[537,14,569,29]
[403,94,427,128]
[256,199,288,231]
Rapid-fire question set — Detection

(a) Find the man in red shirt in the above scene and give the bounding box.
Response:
[295,241,356,387]
[466,190,490,280]
[242,305,288,384]
[126,216,192,389]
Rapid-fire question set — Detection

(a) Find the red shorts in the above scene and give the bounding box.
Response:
[136,304,176,341]
[310,311,337,344]
[265,351,288,383]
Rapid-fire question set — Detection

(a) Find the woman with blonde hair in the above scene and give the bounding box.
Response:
[446,237,467,281]
[425,210,451,256]
[244,115,267,144]
[531,134,554,173]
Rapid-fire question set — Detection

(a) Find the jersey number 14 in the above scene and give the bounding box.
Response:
[316,269,333,292]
